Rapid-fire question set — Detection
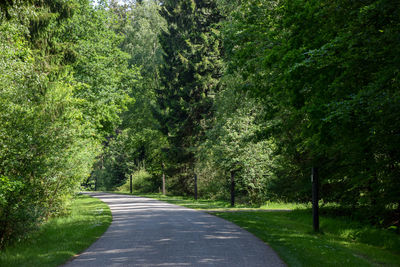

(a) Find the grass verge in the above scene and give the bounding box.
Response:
[113,191,305,210]
[0,194,112,267]
[116,191,400,266]
[216,211,400,267]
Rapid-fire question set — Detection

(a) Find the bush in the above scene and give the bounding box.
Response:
[0,177,43,249]
[118,170,156,193]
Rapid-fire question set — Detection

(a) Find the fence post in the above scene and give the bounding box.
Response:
[130,174,133,194]
[311,167,319,232]
[162,162,166,195]
[194,173,198,200]
[230,171,235,207]
[162,172,166,195]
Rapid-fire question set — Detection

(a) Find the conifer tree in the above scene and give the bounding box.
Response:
[156,0,222,193]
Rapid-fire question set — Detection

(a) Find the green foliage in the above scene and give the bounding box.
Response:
[0,194,111,267]
[121,0,166,77]
[118,169,157,193]
[197,83,277,204]
[220,0,400,224]
[0,0,133,248]
[90,0,167,191]
[93,128,166,191]
[0,177,23,209]
[156,0,222,193]
[67,0,137,137]
[0,176,39,247]
[0,1,96,247]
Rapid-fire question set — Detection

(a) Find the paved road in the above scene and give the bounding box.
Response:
[63,192,285,267]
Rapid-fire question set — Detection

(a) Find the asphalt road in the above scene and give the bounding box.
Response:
[63,192,285,267]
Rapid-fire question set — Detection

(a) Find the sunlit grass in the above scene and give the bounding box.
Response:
[216,211,400,266]
[114,191,298,210]
[260,201,310,210]
[0,194,112,267]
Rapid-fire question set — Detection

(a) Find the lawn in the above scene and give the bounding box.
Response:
[217,210,400,267]
[0,194,112,267]
[123,192,400,267]
[115,191,308,210]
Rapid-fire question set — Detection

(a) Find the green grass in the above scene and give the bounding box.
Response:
[259,201,309,210]
[113,191,300,210]
[0,194,112,267]
[216,211,400,266]
[115,191,400,266]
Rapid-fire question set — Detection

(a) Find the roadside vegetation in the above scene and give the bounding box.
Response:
[0,195,111,267]
[0,0,136,248]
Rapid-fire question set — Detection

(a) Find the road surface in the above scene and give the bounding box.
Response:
[63,192,285,267]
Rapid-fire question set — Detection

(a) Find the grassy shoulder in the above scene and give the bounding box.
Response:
[217,211,400,267]
[116,191,400,267]
[0,194,112,267]
[112,191,306,210]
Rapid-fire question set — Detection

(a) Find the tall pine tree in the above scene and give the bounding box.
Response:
[156,0,222,194]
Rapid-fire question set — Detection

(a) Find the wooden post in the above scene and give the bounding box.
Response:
[311,167,319,232]
[130,174,133,194]
[162,173,166,195]
[96,154,103,191]
[230,171,235,207]
[194,173,198,200]
[162,162,166,195]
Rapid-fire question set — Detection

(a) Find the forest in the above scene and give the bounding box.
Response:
[0,0,399,248]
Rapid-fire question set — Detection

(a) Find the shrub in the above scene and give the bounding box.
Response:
[118,170,156,193]
[0,177,43,249]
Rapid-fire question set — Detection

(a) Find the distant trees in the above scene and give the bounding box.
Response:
[68,1,137,137]
[90,0,167,191]
[197,85,277,204]
[93,0,223,195]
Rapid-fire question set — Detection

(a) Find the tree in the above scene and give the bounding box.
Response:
[66,0,137,138]
[91,0,168,191]
[0,0,137,247]
[221,0,400,223]
[197,77,278,204]
[0,0,99,247]
[156,0,222,194]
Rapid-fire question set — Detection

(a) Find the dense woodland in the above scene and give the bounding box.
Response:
[0,0,399,248]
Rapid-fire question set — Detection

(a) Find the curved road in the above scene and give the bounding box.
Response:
[64,192,285,267]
